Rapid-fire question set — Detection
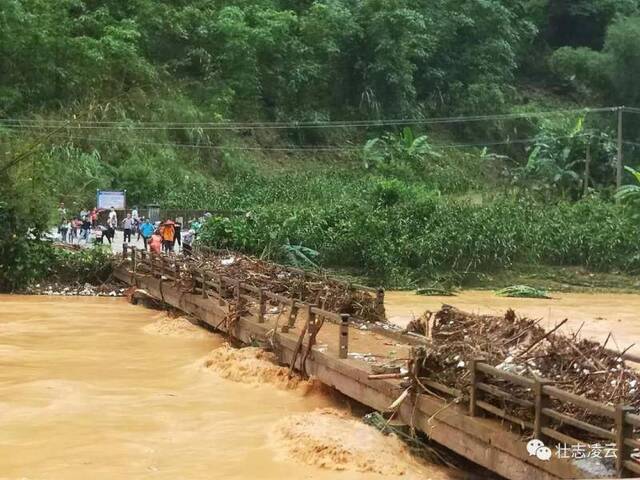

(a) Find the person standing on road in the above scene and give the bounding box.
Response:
[106,209,117,245]
[58,203,68,243]
[81,215,92,243]
[94,225,105,244]
[108,207,117,229]
[90,208,98,227]
[122,213,133,243]
[174,220,182,250]
[160,219,176,253]
[131,207,140,237]
[104,222,114,244]
[149,229,163,254]
[182,229,195,257]
[139,218,154,250]
[64,219,72,243]
[71,217,81,244]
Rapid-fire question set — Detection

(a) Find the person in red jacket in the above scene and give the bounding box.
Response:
[149,230,163,254]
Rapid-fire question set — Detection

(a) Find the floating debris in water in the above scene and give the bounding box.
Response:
[495,285,551,299]
[26,282,126,297]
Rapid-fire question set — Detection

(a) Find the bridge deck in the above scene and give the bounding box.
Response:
[114,261,586,480]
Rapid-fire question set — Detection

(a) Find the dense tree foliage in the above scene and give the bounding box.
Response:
[0,0,537,118]
[2,0,640,289]
[3,0,640,119]
[551,14,640,106]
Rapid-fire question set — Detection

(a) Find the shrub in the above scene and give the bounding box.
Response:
[195,172,640,287]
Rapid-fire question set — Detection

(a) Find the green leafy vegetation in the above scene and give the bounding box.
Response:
[495,285,551,299]
[2,0,640,291]
[616,166,640,223]
[551,15,640,106]
[0,200,112,292]
[194,171,640,288]
[415,287,456,297]
[0,0,537,119]
[0,140,113,291]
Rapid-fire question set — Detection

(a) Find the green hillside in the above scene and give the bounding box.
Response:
[2,0,640,290]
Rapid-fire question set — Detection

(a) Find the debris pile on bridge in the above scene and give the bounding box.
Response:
[421,305,640,424]
[182,251,384,322]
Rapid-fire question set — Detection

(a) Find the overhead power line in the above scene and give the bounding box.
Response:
[8,131,582,152]
[0,107,617,131]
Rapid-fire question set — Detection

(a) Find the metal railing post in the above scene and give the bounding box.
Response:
[375,287,385,318]
[130,246,136,282]
[287,303,300,330]
[339,314,349,359]
[616,404,634,477]
[469,359,484,417]
[235,280,243,322]
[258,288,266,323]
[217,276,224,306]
[534,379,552,441]
[190,267,197,294]
[617,106,624,189]
[307,311,318,338]
[234,280,241,303]
[281,306,291,333]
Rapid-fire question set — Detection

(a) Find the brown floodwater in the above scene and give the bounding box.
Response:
[0,295,453,480]
[386,290,640,356]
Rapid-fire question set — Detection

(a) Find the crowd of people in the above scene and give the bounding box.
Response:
[56,203,102,245]
[56,203,207,255]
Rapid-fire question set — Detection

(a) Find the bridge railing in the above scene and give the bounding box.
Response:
[124,247,640,477]
[128,248,355,349]
[469,360,640,477]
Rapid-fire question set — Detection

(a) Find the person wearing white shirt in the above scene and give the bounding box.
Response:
[108,207,118,228]
[122,213,133,243]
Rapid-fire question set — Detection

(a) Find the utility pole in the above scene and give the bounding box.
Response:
[584,141,591,197]
[617,106,624,189]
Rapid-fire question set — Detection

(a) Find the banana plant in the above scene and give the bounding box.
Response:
[521,116,592,198]
[362,127,439,170]
[615,167,640,220]
[362,138,384,170]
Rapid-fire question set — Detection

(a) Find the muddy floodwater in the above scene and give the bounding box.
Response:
[0,295,453,480]
[386,290,640,356]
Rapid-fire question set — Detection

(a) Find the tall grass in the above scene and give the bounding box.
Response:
[195,172,640,287]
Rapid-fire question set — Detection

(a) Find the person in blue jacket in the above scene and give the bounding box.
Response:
[139,218,155,250]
